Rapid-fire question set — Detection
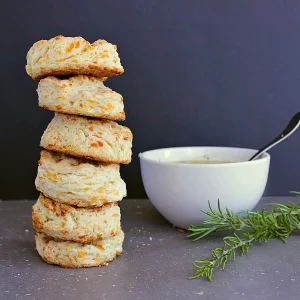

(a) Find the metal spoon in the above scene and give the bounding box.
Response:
[249,112,300,161]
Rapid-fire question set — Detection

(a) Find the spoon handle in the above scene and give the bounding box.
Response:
[249,112,300,161]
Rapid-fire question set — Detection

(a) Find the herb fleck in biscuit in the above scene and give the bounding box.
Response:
[26,35,124,80]
[40,113,132,164]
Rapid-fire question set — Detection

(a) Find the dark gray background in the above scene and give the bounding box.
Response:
[0,0,299,199]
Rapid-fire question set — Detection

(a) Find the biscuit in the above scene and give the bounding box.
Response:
[26,35,124,80]
[35,230,124,268]
[35,150,126,207]
[40,113,132,164]
[32,194,121,243]
[37,76,125,121]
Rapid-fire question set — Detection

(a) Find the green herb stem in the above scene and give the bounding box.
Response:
[188,195,300,282]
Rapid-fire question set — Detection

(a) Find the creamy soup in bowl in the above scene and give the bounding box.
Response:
[139,146,270,229]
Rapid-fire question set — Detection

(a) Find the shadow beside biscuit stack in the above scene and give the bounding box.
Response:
[25,35,132,268]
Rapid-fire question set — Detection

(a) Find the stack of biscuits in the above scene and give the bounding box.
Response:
[25,35,132,268]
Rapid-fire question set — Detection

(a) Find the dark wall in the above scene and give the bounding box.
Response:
[1,0,299,199]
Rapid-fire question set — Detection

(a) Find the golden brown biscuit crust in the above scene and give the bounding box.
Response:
[40,103,125,121]
[32,194,121,243]
[40,113,132,164]
[37,76,125,121]
[26,35,124,80]
[35,150,127,207]
[35,230,124,268]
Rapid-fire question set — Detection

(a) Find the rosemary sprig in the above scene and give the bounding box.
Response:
[188,195,300,282]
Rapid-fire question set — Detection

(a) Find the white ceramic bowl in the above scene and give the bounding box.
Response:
[139,147,270,229]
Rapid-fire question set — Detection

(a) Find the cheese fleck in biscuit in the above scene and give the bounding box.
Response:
[40,113,132,164]
[35,150,126,207]
[37,76,125,121]
[35,230,124,268]
[26,35,124,80]
[32,194,121,243]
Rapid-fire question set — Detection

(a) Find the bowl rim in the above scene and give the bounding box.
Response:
[138,146,270,167]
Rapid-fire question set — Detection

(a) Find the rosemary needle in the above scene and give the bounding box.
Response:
[187,193,300,282]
